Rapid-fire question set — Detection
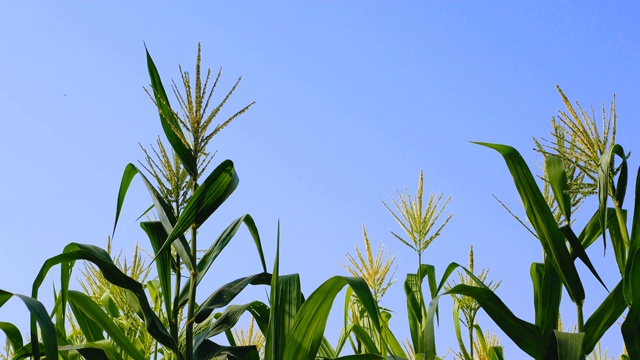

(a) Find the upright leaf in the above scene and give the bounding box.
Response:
[546,154,571,223]
[145,47,198,178]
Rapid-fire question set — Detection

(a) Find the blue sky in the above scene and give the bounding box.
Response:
[2,1,640,357]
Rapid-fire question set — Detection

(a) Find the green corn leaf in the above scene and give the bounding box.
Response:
[59,339,126,360]
[583,280,626,354]
[622,249,640,358]
[530,261,561,339]
[194,339,260,360]
[428,283,545,359]
[546,154,572,223]
[577,208,616,250]
[67,291,146,360]
[477,142,585,305]
[194,272,271,323]
[404,264,437,355]
[380,314,407,358]
[560,225,608,290]
[178,214,266,309]
[145,46,198,179]
[351,324,381,355]
[0,321,23,353]
[283,276,382,360]
[264,221,281,360]
[487,346,504,360]
[598,144,628,247]
[158,160,239,256]
[554,330,585,360]
[331,356,389,360]
[69,292,106,342]
[113,163,193,271]
[31,243,180,356]
[194,301,265,352]
[0,290,57,359]
[140,221,174,318]
[625,167,640,304]
[607,209,628,275]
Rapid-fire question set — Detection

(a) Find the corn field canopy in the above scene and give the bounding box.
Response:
[2,2,640,359]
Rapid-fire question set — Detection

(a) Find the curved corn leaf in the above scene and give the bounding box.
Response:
[194,339,260,360]
[598,144,628,246]
[559,225,607,290]
[158,160,239,257]
[477,142,585,304]
[583,280,626,354]
[140,221,174,318]
[145,46,198,178]
[69,292,106,342]
[380,313,407,358]
[67,290,146,360]
[178,214,266,309]
[113,163,193,271]
[351,324,380,355]
[436,284,545,359]
[283,276,382,360]
[577,208,616,251]
[194,301,265,353]
[626,167,640,304]
[59,339,126,360]
[194,272,271,323]
[31,243,180,357]
[265,222,281,360]
[0,321,23,353]
[546,154,571,223]
[608,209,628,275]
[0,290,57,359]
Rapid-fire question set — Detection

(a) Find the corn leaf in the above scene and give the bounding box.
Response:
[140,221,174,319]
[477,142,585,304]
[283,276,382,360]
[31,243,180,356]
[598,144,628,246]
[194,339,260,360]
[0,290,57,359]
[622,249,640,358]
[0,321,22,352]
[194,272,271,323]
[625,167,640,304]
[546,154,571,222]
[159,160,239,256]
[582,280,626,354]
[145,46,198,178]
[530,261,561,340]
[113,163,193,271]
[59,339,126,360]
[554,330,584,360]
[178,214,266,309]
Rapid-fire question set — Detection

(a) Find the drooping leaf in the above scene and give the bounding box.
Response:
[622,249,640,358]
[0,321,22,353]
[31,243,180,356]
[113,163,193,271]
[560,225,608,290]
[351,324,380,355]
[477,142,585,304]
[194,301,265,353]
[59,339,126,360]
[194,272,271,323]
[0,290,57,359]
[178,214,267,309]
[283,276,382,360]
[194,339,260,360]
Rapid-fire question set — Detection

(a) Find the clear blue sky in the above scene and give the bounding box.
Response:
[2,2,640,357]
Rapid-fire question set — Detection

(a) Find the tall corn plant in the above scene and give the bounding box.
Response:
[383,170,453,359]
[421,90,638,360]
[0,44,271,360]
